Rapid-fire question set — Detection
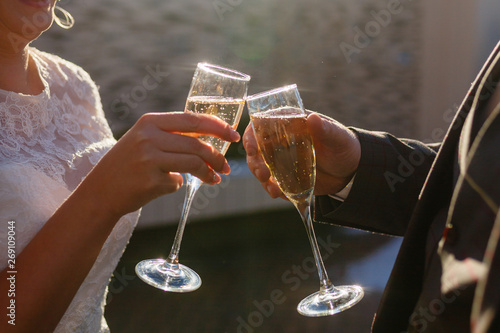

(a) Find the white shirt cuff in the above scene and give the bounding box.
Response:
[328,174,355,202]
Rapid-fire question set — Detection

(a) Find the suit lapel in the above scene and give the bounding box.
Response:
[458,50,500,178]
[448,49,500,227]
[372,41,500,332]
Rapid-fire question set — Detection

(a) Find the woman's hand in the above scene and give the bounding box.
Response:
[0,111,242,333]
[82,111,240,219]
[243,111,360,198]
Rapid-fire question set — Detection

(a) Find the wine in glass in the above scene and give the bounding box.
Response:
[135,63,251,292]
[246,84,364,316]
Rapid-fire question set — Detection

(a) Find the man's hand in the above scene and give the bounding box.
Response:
[243,111,360,198]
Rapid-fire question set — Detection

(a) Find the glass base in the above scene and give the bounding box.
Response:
[135,259,201,293]
[297,285,364,317]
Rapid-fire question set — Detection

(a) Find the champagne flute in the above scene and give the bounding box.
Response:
[246,84,364,316]
[135,63,250,292]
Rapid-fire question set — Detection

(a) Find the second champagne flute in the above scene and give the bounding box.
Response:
[247,84,364,316]
[135,63,250,292]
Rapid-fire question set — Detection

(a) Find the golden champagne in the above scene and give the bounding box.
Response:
[251,108,316,203]
[185,96,244,155]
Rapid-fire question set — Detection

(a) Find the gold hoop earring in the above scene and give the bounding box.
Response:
[54,6,74,29]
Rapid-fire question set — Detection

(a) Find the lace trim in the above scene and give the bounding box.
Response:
[0,48,115,187]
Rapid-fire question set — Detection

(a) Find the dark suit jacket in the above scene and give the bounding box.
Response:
[315,41,500,332]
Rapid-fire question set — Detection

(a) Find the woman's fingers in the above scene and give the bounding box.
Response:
[158,172,185,194]
[139,112,241,175]
[87,111,243,218]
[150,130,230,175]
[148,112,241,142]
[157,152,223,185]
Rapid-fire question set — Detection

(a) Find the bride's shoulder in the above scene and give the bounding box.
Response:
[29,47,97,89]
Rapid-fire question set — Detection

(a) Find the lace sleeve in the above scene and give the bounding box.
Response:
[0,164,71,271]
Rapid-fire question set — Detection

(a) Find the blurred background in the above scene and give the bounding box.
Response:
[34,0,499,332]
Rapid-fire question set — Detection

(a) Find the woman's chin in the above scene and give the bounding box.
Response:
[19,0,53,10]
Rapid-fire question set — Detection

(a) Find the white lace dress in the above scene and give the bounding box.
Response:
[0,48,140,332]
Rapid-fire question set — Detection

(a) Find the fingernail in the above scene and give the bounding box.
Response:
[212,173,221,184]
[222,162,231,174]
[230,130,240,142]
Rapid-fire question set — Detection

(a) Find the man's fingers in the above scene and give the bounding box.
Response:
[246,153,271,182]
[306,112,361,195]
[307,112,343,145]
[243,123,272,182]
[242,123,259,156]
[243,122,288,200]
[264,180,287,199]
[307,112,359,151]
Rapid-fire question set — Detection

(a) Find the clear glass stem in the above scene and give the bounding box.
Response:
[166,174,202,266]
[294,197,335,295]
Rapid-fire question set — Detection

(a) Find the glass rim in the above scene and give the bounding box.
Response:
[197,62,251,82]
[246,84,298,102]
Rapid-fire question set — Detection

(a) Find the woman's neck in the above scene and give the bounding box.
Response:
[0,45,44,95]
